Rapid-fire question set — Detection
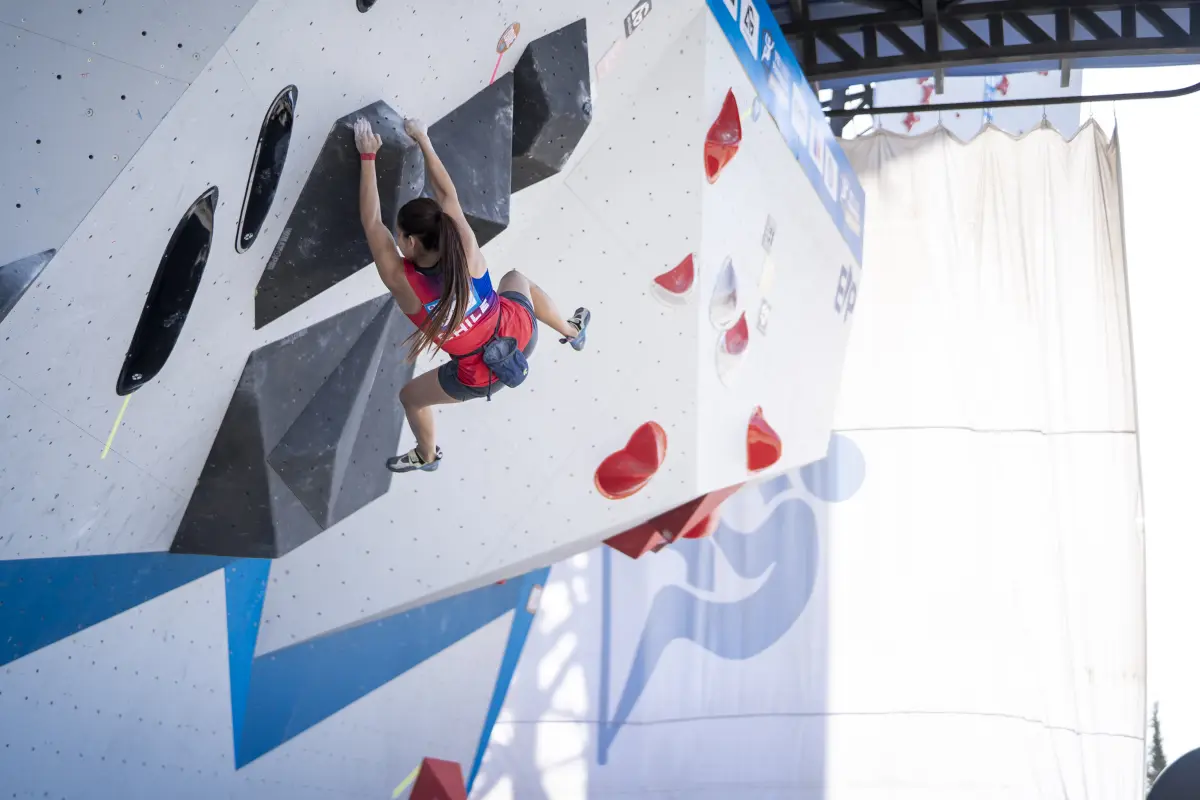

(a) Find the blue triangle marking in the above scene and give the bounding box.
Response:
[466,568,551,791]
[224,559,270,760]
[0,552,231,667]
[235,577,530,768]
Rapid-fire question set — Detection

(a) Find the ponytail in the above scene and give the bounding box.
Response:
[406,208,472,359]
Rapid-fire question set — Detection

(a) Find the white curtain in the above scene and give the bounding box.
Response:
[828,122,1145,798]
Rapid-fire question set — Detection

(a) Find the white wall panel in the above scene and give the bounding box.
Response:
[0,0,258,265]
[696,15,860,490]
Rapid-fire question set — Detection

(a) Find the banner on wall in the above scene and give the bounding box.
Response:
[705,0,865,266]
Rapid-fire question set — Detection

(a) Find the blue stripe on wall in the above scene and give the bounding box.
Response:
[235,578,532,768]
[466,568,551,792]
[0,552,231,666]
[224,559,270,759]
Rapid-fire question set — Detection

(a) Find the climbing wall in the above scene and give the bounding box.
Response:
[695,5,861,490]
[0,0,257,268]
[0,0,862,796]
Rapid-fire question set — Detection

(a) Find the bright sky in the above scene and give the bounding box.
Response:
[1083,65,1200,767]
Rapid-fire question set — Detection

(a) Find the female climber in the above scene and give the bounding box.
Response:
[354,116,591,473]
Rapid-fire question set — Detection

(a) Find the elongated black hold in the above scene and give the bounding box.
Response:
[356,0,377,11]
[116,187,217,396]
[236,85,297,254]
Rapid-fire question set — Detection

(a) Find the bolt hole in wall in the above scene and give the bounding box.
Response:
[236,86,298,253]
[115,187,218,395]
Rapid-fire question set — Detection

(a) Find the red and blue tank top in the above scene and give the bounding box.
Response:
[401,258,499,359]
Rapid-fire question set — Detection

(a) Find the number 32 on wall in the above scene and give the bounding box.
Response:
[834,265,858,321]
[624,0,652,36]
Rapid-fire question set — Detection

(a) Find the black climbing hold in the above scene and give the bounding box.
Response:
[0,249,55,327]
[171,294,418,559]
[116,187,217,396]
[254,100,424,329]
[356,0,377,11]
[420,72,514,247]
[236,85,297,254]
[511,19,592,192]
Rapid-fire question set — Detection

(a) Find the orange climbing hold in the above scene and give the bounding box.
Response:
[595,422,668,500]
[747,406,782,473]
[704,89,742,183]
[410,757,467,800]
[651,253,696,304]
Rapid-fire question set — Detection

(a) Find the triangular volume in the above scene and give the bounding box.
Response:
[411,758,467,800]
[117,187,217,395]
[421,74,515,246]
[267,303,413,528]
[172,294,413,558]
[251,295,392,447]
[255,100,424,328]
[170,373,280,558]
[511,19,593,192]
[0,249,55,326]
[603,482,741,559]
[332,309,416,524]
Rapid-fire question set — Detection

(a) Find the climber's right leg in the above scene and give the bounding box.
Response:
[497,270,590,350]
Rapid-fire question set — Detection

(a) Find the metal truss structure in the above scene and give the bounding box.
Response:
[774,0,1200,84]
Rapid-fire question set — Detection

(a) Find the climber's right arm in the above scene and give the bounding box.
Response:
[405,119,457,209]
[405,118,485,278]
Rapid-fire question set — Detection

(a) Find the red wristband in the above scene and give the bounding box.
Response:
[361,153,376,161]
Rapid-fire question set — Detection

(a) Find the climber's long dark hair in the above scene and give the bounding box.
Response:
[397,197,472,359]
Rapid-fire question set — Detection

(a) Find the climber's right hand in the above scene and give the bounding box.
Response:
[403,117,428,141]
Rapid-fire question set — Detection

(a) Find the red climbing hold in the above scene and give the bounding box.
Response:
[651,253,696,305]
[679,510,722,540]
[704,89,742,184]
[604,526,670,559]
[747,406,782,473]
[410,757,467,800]
[604,482,742,558]
[716,309,749,386]
[595,422,668,500]
[720,312,749,356]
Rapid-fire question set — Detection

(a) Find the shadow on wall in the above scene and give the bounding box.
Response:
[470,434,866,799]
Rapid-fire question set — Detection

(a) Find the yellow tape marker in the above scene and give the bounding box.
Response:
[101,395,132,459]
[391,764,421,799]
